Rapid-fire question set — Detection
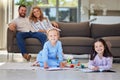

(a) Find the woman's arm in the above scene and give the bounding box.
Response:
[38,29,46,33]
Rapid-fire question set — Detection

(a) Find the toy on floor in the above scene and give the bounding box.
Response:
[66,58,81,68]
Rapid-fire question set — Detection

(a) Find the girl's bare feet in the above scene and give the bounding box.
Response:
[32,61,40,67]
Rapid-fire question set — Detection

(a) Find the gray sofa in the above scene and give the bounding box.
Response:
[7,22,120,58]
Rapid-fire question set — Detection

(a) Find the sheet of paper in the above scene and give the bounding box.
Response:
[40,67,71,71]
[80,68,116,73]
[80,68,94,72]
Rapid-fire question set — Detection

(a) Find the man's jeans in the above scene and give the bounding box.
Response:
[16,32,47,55]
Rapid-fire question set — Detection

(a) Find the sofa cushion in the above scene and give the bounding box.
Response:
[102,36,120,47]
[59,37,94,46]
[58,22,90,37]
[91,23,120,38]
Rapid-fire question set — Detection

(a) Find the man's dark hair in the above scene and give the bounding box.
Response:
[18,4,26,10]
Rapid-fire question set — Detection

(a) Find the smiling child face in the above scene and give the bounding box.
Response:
[94,41,105,55]
[47,29,59,44]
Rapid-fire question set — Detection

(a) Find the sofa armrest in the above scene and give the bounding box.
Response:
[7,28,16,52]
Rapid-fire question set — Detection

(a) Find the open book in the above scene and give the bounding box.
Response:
[40,67,71,71]
[80,68,115,73]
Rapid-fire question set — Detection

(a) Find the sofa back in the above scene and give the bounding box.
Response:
[91,23,120,38]
[58,22,90,37]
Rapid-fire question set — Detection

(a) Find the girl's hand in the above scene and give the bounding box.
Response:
[44,62,49,69]
[92,66,99,71]
[60,62,65,68]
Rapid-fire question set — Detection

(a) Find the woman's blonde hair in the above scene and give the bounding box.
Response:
[29,6,46,22]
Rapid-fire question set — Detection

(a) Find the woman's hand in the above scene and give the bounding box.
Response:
[51,21,59,28]
[38,29,46,33]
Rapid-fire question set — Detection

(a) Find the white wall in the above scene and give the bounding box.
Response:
[14,5,19,18]
[0,0,12,49]
[81,0,89,21]
[89,0,120,10]
[90,16,120,24]
[81,0,120,21]
[0,0,5,49]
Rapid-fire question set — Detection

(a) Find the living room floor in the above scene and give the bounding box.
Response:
[0,50,120,80]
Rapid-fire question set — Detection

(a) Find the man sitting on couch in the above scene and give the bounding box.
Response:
[9,5,58,61]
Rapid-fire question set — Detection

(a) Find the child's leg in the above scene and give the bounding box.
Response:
[32,51,42,66]
[32,61,40,66]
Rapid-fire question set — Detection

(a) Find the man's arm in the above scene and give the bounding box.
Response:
[8,23,16,32]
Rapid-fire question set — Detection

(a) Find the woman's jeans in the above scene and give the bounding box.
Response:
[16,32,47,55]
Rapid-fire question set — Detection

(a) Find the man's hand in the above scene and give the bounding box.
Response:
[8,23,16,31]
[51,21,59,28]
